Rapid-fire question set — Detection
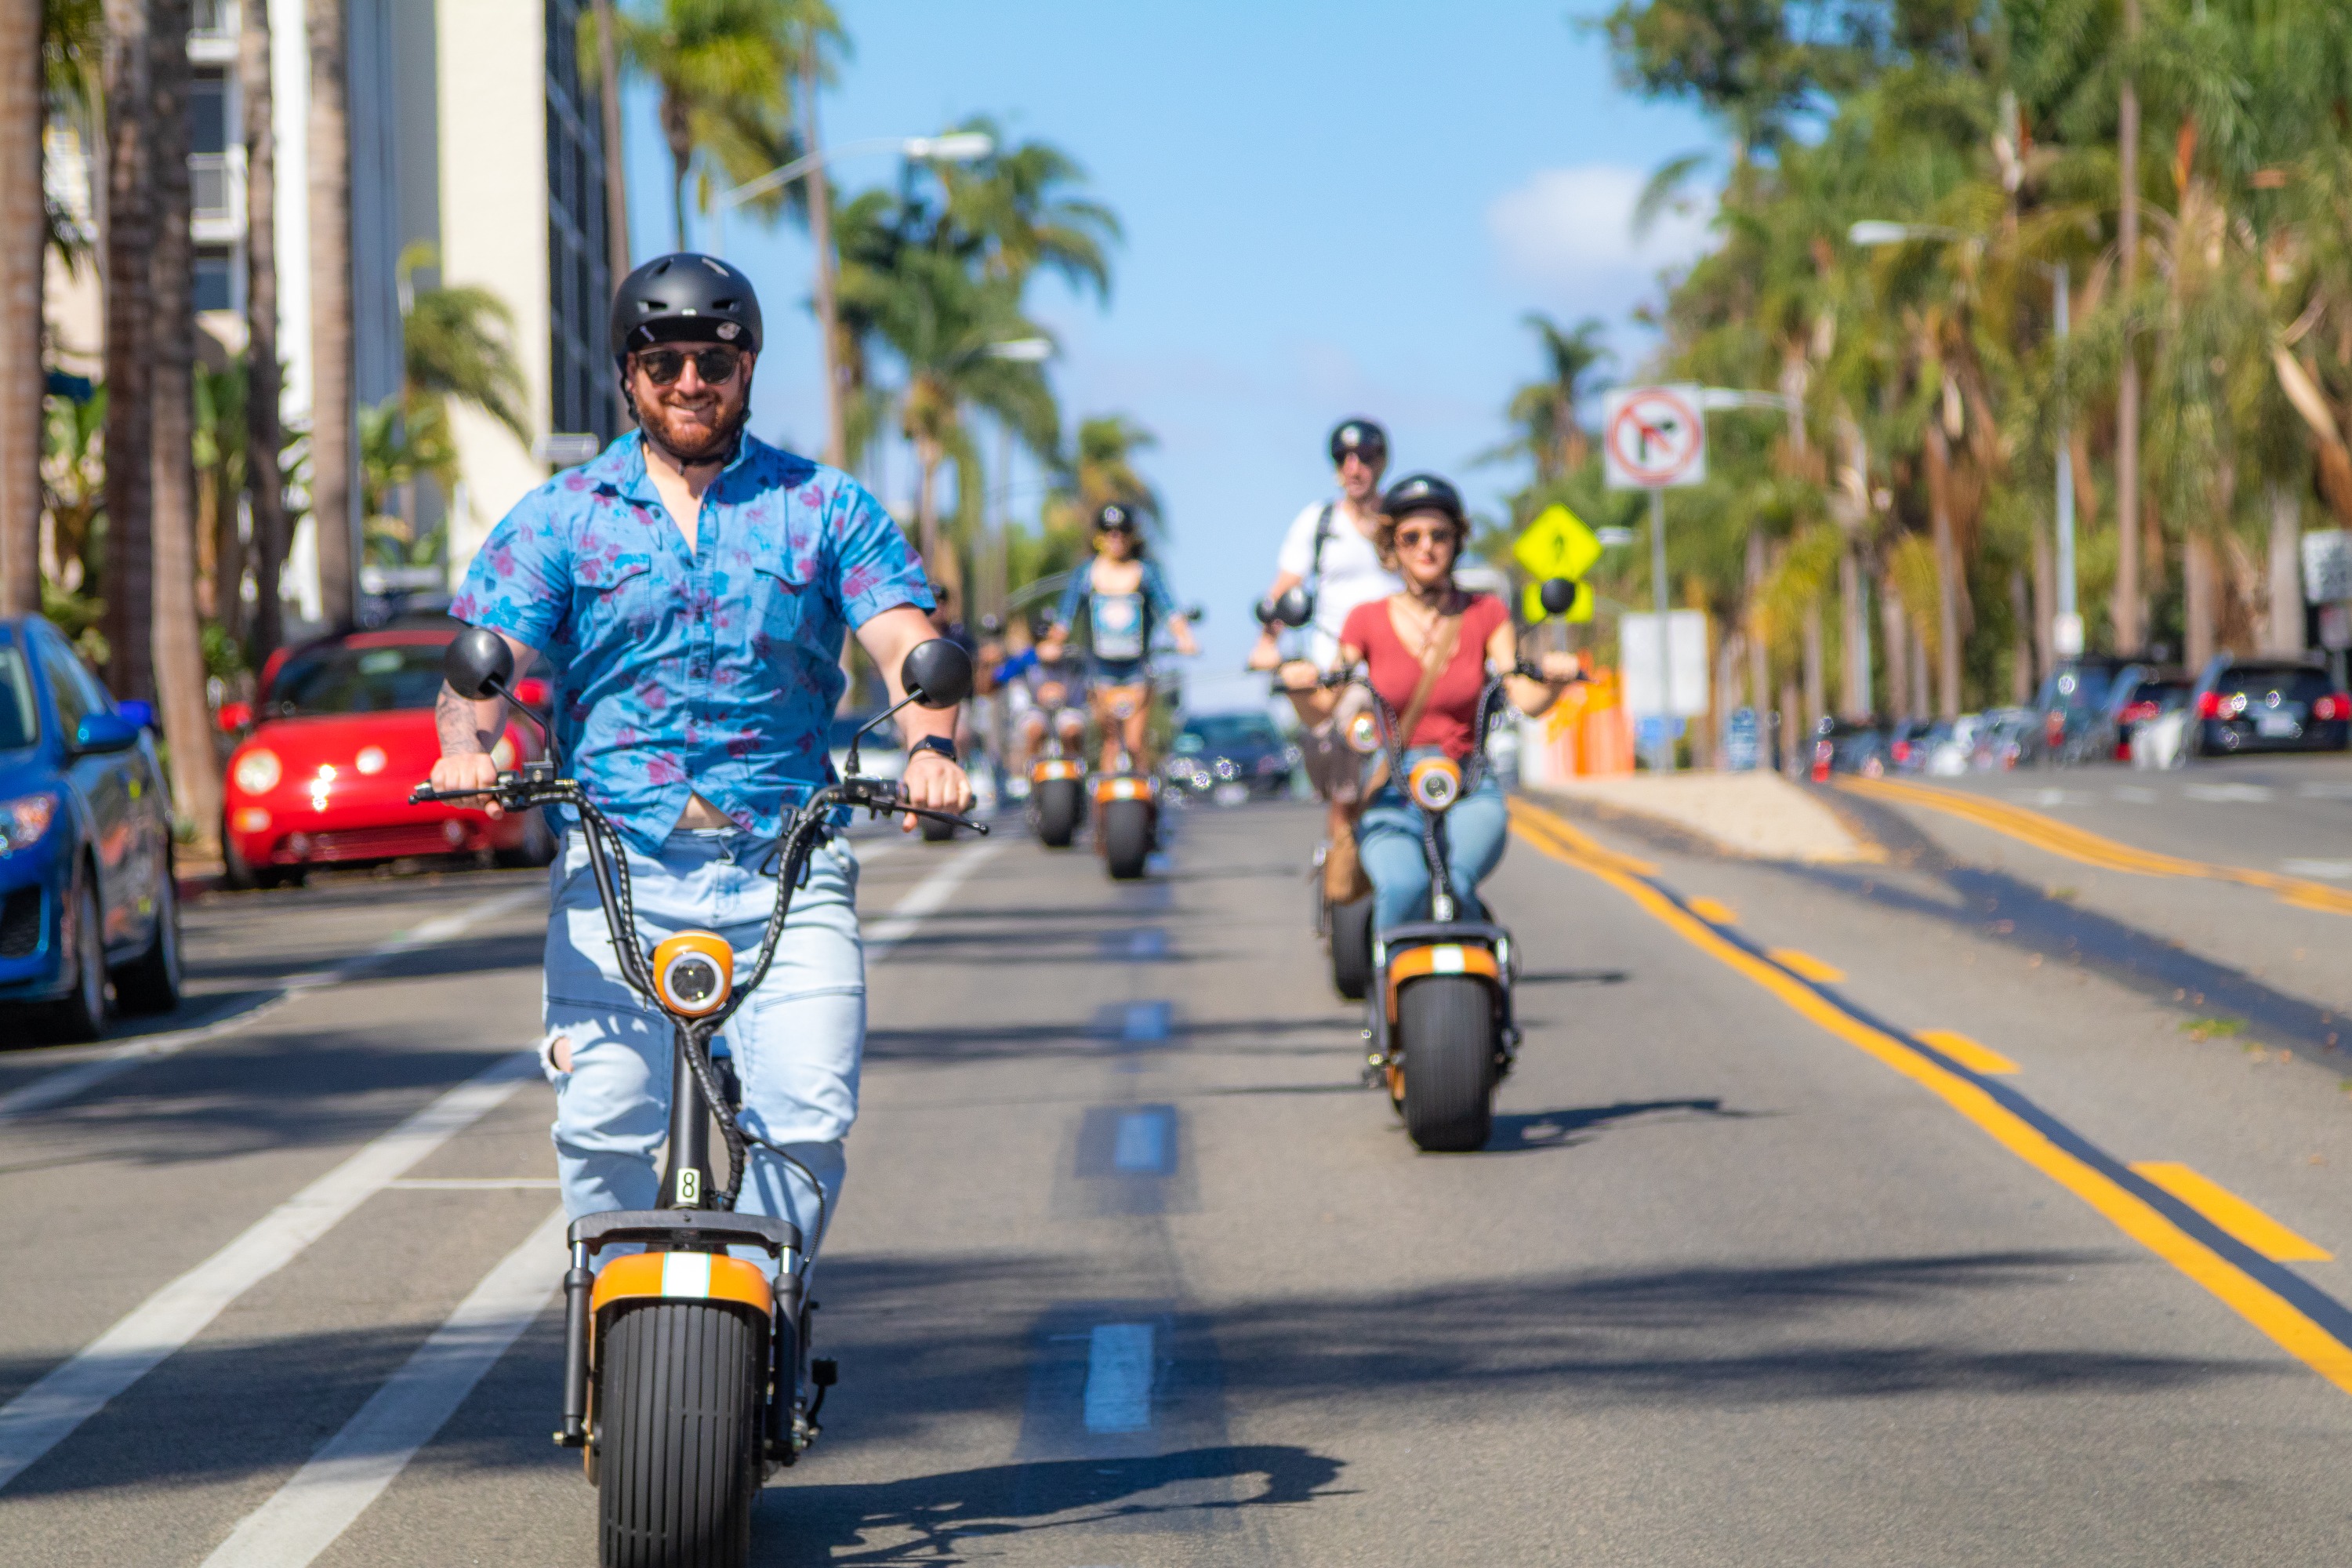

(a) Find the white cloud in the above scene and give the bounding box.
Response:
[1486,164,1715,294]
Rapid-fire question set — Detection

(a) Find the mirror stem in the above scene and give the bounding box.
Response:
[844,688,922,779]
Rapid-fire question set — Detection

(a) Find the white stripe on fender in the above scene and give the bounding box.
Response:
[195,1206,570,1568]
[0,885,543,1124]
[0,1051,539,1493]
[866,840,1001,962]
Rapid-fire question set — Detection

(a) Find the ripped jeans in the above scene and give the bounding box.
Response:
[541,826,863,1265]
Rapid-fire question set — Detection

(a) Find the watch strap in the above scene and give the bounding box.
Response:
[910,734,959,764]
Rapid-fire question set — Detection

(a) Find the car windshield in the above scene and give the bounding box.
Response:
[2125,678,2189,711]
[0,646,35,750]
[270,642,450,714]
[1178,715,1283,753]
[2220,666,2330,706]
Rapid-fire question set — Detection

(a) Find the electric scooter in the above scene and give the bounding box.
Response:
[1028,729,1086,849]
[412,627,982,1568]
[1259,584,1376,1001]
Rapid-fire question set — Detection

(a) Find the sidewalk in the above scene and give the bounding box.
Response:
[1530,771,1878,862]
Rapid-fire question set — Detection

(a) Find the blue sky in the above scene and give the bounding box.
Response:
[621,2,1719,699]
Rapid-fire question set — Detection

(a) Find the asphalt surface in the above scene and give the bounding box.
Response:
[7,794,2352,1565]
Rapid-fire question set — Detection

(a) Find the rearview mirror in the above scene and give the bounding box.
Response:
[1538,579,1581,618]
[72,713,141,755]
[1269,586,1314,628]
[443,627,514,701]
[900,638,973,709]
[1185,603,1207,624]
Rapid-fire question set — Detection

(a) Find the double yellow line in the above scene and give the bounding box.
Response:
[1836,774,2352,916]
[1506,796,2352,1398]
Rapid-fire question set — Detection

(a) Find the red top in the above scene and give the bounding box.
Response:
[1341,593,1510,760]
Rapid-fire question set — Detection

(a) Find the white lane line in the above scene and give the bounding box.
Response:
[1081,1323,1155,1434]
[866,840,1001,962]
[197,1207,569,1568]
[2283,858,2352,880]
[0,885,543,1125]
[0,1050,538,1493]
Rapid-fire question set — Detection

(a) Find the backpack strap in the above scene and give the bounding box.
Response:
[1308,503,1335,586]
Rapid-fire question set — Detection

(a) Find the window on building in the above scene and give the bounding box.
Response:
[191,71,230,155]
[194,246,235,313]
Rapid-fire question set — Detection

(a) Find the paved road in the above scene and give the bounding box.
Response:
[8,797,2352,1564]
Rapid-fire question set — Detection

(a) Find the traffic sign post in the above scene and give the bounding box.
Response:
[1602,385,1709,771]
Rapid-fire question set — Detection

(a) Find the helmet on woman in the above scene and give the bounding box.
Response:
[1329,417,1388,466]
[1092,501,1140,532]
[1379,472,1466,528]
[610,252,764,361]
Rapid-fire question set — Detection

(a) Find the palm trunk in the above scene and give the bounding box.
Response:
[149,0,220,851]
[245,0,287,661]
[2183,531,2218,672]
[1777,678,1803,780]
[1924,423,1963,717]
[804,52,844,469]
[2008,570,2034,704]
[1744,530,1769,732]
[103,0,158,699]
[2267,483,2304,655]
[1837,543,1867,718]
[914,437,942,584]
[307,0,355,629]
[2113,0,2143,652]
[0,0,42,615]
[2031,522,2055,681]
[1910,619,1931,719]
[1801,598,1826,739]
[1880,572,1911,720]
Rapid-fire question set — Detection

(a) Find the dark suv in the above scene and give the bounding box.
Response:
[2190,657,2350,756]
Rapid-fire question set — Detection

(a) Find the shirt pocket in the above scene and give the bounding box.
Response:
[752,558,815,653]
[574,556,656,642]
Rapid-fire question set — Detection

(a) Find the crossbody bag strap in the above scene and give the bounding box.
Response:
[1363,608,1462,799]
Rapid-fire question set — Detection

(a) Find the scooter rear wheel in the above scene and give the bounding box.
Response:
[1329,896,1374,1000]
[597,1300,765,1568]
[1034,779,1081,848]
[1103,798,1152,880]
[1397,974,1496,1152]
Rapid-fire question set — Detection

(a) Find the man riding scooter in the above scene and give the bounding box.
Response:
[431,252,968,1277]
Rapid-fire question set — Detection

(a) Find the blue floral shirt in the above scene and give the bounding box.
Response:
[452,431,931,854]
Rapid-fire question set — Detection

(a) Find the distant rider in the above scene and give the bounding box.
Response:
[997,612,1088,775]
[429,252,969,1265]
[1039,502,1197,773]
[1248,419,1403,867]
[1278,474,1579,932]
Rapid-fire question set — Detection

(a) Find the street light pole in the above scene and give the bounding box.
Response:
[2051,265,2081,657]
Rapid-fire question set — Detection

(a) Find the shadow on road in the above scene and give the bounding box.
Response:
[757,1445,1346,1566]
[1488,1096,1762,1152]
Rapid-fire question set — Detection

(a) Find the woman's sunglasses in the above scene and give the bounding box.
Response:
[634,347,745,387]
[1393,527,1456,552]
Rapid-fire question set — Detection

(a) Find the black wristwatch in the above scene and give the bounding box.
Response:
[909,735,959,765]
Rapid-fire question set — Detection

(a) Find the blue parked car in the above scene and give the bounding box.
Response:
[1,615,182,1043]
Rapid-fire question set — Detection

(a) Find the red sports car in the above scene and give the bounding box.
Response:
[220,625,554,887]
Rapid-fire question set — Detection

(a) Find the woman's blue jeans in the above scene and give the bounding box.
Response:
[1356,753,1508,934]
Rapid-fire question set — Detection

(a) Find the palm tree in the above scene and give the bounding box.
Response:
[1069,415,1159,516]
[938,117,1122,299]
[101,0,158,699]
[0,0,42,616]
[399,242,531,441]
[1497,314,1610,484]
[307,0,355,630]
[606,0,802,249]
[244,0,289,659]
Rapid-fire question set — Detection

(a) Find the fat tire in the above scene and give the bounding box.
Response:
[1397,974,1496,1152]
[113,853,182,1014]
[1103,800,1151,880]
[1329,896,1374,1000]
[597,1300,766,1568]
[1034,779,1080,848]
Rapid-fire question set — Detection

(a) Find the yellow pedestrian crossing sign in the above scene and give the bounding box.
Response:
[1513,504,1601,581]
[1514,504,1598,622]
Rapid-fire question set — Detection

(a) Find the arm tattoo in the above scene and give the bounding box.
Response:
[435,686,500,756]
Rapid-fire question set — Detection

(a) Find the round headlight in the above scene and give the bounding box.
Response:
[233,748,282,795]
[669,956,720,1006]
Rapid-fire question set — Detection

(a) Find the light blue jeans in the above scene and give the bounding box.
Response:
[541,826,862,1263]
[1356,752,1508,934]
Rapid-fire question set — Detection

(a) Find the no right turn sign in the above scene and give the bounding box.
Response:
[1602,385,1707,490]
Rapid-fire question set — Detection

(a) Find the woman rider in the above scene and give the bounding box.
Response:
[1040,502,1198,773]
[1279,474,1581,934]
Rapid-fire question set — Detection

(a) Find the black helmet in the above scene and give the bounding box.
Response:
[1092,501,1141,532]
[1380,471,1465,526]
[1329,417,1388,466]
[610,252,763,361]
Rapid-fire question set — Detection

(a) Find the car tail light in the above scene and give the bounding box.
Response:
[2315,693,2351,721]
[2122,701,2158,724]
[1810,740,1832,782]
[216,700,252,731]
[2196,691,2224,720]
[232,747,283,795]
[1891,740,1911,764]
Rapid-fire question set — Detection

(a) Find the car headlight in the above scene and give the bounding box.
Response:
[233,747,282,794]
[2,793,57,852]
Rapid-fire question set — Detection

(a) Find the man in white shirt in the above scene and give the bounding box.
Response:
[1248,418,1401,673]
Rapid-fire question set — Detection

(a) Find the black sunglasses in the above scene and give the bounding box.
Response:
[634,346,746,387]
